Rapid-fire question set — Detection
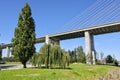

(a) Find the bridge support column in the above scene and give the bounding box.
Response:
[85,31,96,64]
[45,35,60,45]
[45,35,51,44]
[6,46,10,57]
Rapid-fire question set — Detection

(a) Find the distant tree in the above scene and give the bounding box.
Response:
[77,46,86,63]
[113,59,119,66]
[71,50,75,63]
[68,49,76,63]
[106,55,113,64]
[74,48,77,62]
[68,50,73,63]
[100,52,104,60]
[100,52,104,64]
[112,55,119,66]
[12,3,36,68]
[66,51,70,66]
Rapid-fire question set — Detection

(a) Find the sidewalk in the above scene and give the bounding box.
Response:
[0,64,34,70]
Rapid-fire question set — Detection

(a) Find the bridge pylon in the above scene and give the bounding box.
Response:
[85,31,96,64]
[6,46,10,57]
[45,35,60,45]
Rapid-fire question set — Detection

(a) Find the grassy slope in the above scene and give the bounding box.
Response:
[0,63,118,80]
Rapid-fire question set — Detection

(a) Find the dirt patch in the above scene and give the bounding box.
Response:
[96,68,120,80]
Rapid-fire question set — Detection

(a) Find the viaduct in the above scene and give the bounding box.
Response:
[1,22,120,64]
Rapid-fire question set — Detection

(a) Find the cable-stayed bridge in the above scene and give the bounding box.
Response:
[1,0,120,64]
[60,0,120,32]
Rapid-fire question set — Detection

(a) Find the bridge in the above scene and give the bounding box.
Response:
[1,0,120,64]
[1,22,120,64]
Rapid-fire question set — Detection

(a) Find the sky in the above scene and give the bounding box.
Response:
[0,0,120,60]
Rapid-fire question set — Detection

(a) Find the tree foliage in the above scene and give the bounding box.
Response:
[68,46,86,63]
[77,46,86,63]
[100,52,104,64]
[32,43,69,69]
[68,50,75,63]
[40,44,50,68]
[32,53,44,68]
[105,54,119,66]
[74,48,77,62]
[106,55,113,64]
[12,3,36,68]
[113,59,119,66]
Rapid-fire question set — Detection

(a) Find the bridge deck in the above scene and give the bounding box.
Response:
[1,22,120,49]
[49,22,120,40]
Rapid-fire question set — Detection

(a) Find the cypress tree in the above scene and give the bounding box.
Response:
[12,3,36,68]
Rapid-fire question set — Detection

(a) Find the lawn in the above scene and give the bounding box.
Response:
[0,63,118,80]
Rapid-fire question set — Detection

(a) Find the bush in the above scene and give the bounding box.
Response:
[0,61,5,64]
[106,55,113,64]
[114,59,119,66]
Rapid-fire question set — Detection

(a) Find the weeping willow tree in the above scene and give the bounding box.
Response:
[32,44,50,68]
[60,49,70,68]
[51,44,62,68]
[32,43,70,69]
[40,44,50,68]
[49,44,70,68]
[32,53,45,68]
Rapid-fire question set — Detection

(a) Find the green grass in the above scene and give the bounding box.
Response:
[0,63,118,80]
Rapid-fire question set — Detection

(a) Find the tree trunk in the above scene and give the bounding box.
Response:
[23,62,27,68]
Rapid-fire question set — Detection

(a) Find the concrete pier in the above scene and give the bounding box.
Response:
[85,31,96,64]
[45,35,51,44]
[45,35,60,45]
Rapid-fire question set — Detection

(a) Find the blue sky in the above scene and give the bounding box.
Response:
[0,0,120,60]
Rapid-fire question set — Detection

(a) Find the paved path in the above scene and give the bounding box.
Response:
[0,64,33,70]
